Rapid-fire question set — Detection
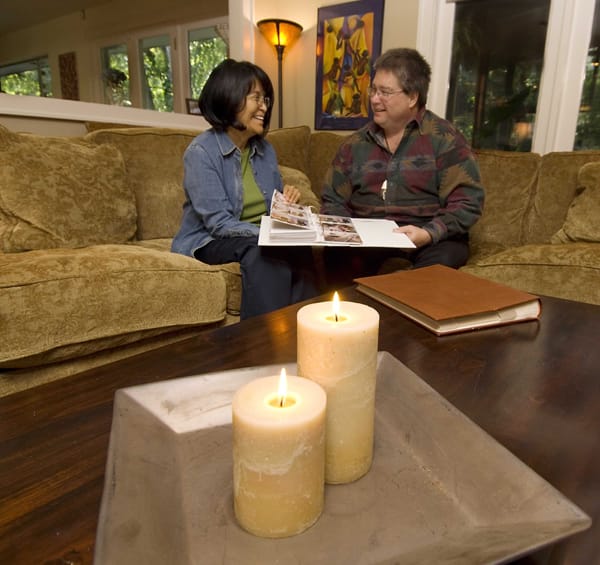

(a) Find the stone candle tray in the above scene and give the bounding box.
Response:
[95,352,590,564]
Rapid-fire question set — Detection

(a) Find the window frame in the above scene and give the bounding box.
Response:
[417,0,596,153]
[93,16,228,114]
[0,55,52,97]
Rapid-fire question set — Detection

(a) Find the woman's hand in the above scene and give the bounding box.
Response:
[282,184,301,204]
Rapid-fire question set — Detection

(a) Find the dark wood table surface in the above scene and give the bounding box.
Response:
[1,290,599,565]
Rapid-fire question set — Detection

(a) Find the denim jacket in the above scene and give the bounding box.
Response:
[171,128,282,257]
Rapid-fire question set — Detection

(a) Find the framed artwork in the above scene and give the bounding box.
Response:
[314,0,384,130]
[186,98,201,115]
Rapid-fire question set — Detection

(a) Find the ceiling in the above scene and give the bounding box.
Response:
[0,0,111,36]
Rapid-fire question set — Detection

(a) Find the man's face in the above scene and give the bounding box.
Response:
[369,69,418,130]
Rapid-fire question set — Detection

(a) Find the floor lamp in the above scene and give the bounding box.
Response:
[257,19,303,128]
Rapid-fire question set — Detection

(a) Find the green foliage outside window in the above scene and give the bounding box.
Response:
[575,48,600,149]
[142,45,173,112]
[189,37,227,100]
[447,3,547,152]
[103,46,130,106]
[0,58,52,97]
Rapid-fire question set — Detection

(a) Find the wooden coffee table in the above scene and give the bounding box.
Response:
[1,290,599,565]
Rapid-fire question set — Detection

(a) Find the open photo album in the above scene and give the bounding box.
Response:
[259,191,415,248]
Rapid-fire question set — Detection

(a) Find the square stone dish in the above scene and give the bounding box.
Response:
[95,352,590,564]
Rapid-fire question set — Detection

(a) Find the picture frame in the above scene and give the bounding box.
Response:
[186,98,201,115]
[314,0,384,130]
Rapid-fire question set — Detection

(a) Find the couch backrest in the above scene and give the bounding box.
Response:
[307,131,348,198]
[266,126,311,177]
[524,150,600,244]
[470,149,541,257]
[85,127,200,240]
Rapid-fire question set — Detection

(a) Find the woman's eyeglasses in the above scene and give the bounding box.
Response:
[247,94,271,107]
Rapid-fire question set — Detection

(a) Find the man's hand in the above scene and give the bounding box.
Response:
[282,184,301,204]
[393,225,432,247]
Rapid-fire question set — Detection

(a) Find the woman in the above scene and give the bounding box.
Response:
[171,59,317,319]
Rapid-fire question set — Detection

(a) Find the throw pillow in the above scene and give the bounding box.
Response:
[551,161,600,243]
[0,125,137,252]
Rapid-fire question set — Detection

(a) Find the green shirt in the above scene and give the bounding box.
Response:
[240,147,267,224]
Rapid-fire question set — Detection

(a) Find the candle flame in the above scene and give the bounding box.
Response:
[332,291,340,322]
[278,368,288,407]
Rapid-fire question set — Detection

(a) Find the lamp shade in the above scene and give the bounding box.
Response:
[257,19,303,51]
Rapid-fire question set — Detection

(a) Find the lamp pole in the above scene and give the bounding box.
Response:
[275,44,285,128]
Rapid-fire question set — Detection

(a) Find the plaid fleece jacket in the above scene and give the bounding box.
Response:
[320,108,485,244]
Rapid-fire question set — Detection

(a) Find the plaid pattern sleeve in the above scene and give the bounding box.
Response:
[321,109,485,244]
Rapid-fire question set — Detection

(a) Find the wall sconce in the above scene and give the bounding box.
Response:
[257,18,303,128]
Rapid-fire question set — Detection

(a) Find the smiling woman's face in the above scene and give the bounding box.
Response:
[234,81,269,138]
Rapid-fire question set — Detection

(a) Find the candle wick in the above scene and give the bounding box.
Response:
[335,313,338,322]
[279,396,284,407]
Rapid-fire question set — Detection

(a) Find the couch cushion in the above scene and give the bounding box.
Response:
[85,127,201,240]
[0,125,137,252]
[0,244,229,367]
[132,239,242,316]
[307,131,347,198]
[470,149,540,258]
[266,126,311,176]
[462,243,600,305]
[524,151,600,244]
[551,161,600,244]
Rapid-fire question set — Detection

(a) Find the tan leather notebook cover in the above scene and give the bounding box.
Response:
[354,265,541,335]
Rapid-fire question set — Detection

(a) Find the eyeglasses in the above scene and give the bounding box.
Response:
[247,93,271,107]
[367,86,405,99]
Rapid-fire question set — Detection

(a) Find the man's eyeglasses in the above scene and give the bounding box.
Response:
[367,86,405,99]
[247,93,271,107]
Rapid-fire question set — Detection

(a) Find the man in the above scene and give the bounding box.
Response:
[321,48,484,289]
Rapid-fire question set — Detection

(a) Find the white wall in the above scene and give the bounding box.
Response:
[0,0,419,134]
[0,0,226,103]
[252,0,419,129]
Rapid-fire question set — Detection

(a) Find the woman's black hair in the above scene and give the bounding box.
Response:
[199,59,274,134]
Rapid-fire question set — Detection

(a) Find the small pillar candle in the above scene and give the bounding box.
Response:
[297,296,379,484]
[232,371,326,538]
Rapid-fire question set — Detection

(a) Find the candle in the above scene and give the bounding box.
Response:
[297,295,379,484]
[232,370,327,538]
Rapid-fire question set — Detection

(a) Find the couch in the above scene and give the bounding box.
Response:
[1,122,599,384]
[302,130,600,307]
[0,124,317,381]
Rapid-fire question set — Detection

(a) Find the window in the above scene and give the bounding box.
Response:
[188,26,228,100]
[139,34,173,112]
[0,56,52,97]
[418,0,597,153]
[97,19,227,113]
[447,0,550,151]
[101,44,131,106]
[575,0,600,149]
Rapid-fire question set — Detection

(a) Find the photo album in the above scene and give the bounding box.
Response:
[259,191,415,248]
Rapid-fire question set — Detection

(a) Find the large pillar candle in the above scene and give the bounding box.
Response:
[297,298,379,484]
[232,372,326,538]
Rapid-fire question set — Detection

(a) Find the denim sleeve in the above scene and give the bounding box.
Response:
[183,142,260,239]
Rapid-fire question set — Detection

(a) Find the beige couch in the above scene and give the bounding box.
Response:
[0,124,316,375]
[1,122,599,380]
